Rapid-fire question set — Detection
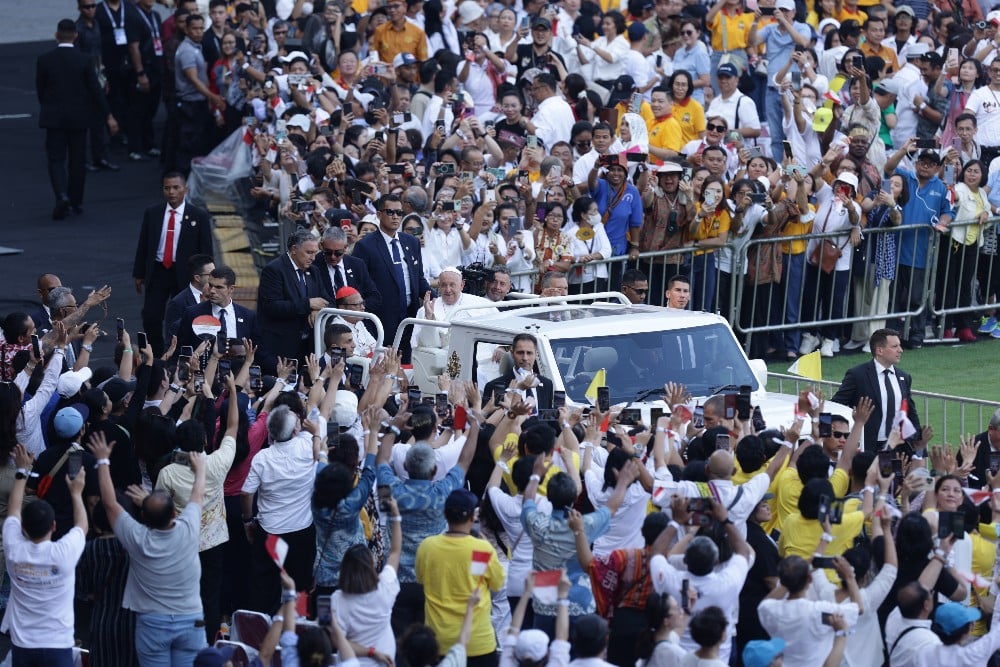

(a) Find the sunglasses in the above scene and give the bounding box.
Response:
[832,430,850,439]
[323,249,347,257]
[681,30,697,35]
[382,209,404,217]
[626,286,648,293]
[80,3,97,7]
[706,123,727,132]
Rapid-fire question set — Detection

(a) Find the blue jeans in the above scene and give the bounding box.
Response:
[782,252,805,352]
[12,647,73,667]
[135,613,207,667]
[764,86,786,163]
[691,252,717,313]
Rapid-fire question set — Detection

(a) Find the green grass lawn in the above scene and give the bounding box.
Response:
[769,338,1000,444]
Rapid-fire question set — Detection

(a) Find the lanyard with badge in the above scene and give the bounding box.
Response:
[103,1,128,47]
[137,7,163,57]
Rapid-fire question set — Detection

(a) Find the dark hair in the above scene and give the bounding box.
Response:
[668,70,693,100]
[187,253,214,280]
[896,513,934,563]
[22,499,55,539]
[602,447,632,491]
[621,268,647,286]
[175,420,207,453]
[735,435,767,473]
[897,581,930,619]
[960,159,988,187]
[852,451,875,484]
[570,615,610,657]
[547,471,577,510]
[312,462,357,515]
[521,423,556,456]
[338,543,378,594]
[842,545,872,585]
[636,592,674,660]
[400,624,439,667]
[511,456,537,493]
[641,512,669,546]
[869,328,901,355]
[324,322,353,349]
[1,312,31,342]
[297,626,335,667]
[796,445,832,485]
[799,478,834,520]
[777,555,812,593]
[689,606,728,649]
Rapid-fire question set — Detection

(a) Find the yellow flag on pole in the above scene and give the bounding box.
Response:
[585,368,606,404]
[787,351,822,382]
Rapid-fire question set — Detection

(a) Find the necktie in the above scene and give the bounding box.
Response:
[297,269,307,297]
[218,306,228,342]
[163,209,176,269]
[883,369,896,440]
[390,239,407,310]
[334,265,346,290]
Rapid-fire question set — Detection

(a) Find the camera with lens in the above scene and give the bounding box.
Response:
[666,210,679,235]
[461,263,494,296]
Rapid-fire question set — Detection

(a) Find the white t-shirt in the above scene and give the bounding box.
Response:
[583,470,649,556]
[807,183,860,273]
[333,564,401,666]
[1,519,85,649]
[487,490,551,597]
[757,597,859,667]
[965,85,1000,147]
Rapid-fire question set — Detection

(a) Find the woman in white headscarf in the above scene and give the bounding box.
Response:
[619,112,649,180]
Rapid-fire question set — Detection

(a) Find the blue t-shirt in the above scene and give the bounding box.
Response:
[672,42,711,105]
[759,22,811,86]
[894,168,954,269]
[592,179,643,256]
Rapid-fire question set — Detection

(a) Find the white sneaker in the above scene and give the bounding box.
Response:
[831,338,840,353]
[820,338,835,357]
[799,332,821,355]
[843,339,865,351]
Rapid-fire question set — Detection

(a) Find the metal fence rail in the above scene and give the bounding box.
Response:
[768,372,999,445]
[509,219,999,351]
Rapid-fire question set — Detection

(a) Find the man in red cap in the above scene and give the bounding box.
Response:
[330,286,378,358]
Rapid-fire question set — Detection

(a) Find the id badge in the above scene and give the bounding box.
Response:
[152,36,163,56]
[114,26,127,46]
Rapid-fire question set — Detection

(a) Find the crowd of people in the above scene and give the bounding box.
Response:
[19,0,1000,665]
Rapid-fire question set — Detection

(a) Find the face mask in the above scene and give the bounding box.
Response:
[588,213,602,225]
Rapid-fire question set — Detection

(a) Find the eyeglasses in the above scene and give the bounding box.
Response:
[273,30,288,35]
[383,209,404,217]
[501,195,518,202]
[575,140,592,148]
[323,248,347,257]
[832,430,850,439]
[404,227,423,234]
[706,123,726,132]
[681,30,697,35]
[341,301,365,308]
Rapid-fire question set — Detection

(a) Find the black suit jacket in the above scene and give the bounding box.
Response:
[164,287,199,342]
[29,306,52,334]
[36,45,110,130]
[256,255,332,364]
[831,360,921,451]
[317,254,382,311]
[176,300,258,352]
[351,231,430,347]
[482,371,555,411]
[132,201,214,292]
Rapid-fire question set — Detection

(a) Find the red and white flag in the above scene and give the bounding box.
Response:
[963,488,994,506]
[652,481,669,506]
[266,535,289,570]
[532,570,562,605]
[470,550,491,577]
[892,399,918,440]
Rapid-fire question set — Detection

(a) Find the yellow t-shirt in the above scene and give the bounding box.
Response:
[860,41,900,74]
[492,438,580,495]
[734,457,789,534]
[971,532,996,636]
[778,510,865,559]
[648,115,684,153]
[691,205,731,256]
[773,466,849,531]
[416,535,505,656]
[672,99,706,145]
[835,7,868,23]
[708,9,754,52]
[779,203,815,255]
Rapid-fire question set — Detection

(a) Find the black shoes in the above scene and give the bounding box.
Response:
[52,196,71,220]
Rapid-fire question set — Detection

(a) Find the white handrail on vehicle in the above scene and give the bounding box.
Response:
[389,291,635,350]
[313,308,386,357]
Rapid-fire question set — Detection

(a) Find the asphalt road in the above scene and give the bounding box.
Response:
[0,39,165,368]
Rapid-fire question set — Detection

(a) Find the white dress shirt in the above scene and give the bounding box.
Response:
[380,229,412,302]
[241,432,315,534]
[531,95,575,149]
[874,359,903,441]
[156,200,186,263]
[213,302,236,337]
[326,262,348,293]
[884,601,1000,666]
[757,597,859,667]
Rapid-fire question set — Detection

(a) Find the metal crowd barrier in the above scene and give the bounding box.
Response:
[508,220,999,350]
[769,372,999,445]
